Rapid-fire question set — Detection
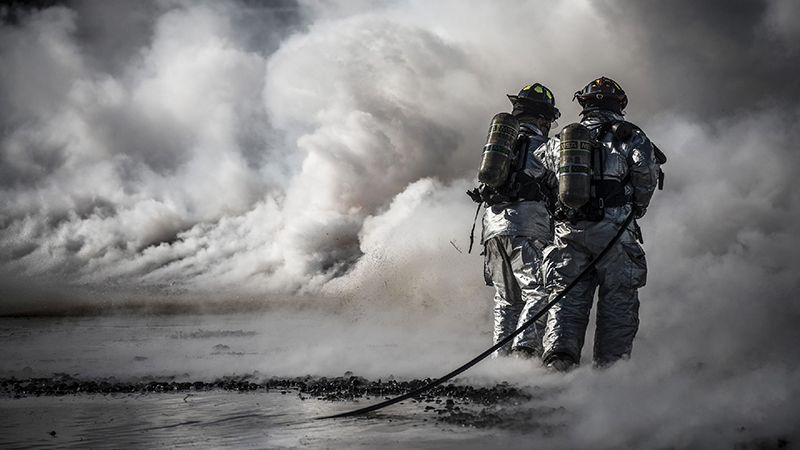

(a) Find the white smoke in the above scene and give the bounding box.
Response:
[1,0,800,447]
[0,2,275,303]
[0,0,664,308]
[0,1,494,309]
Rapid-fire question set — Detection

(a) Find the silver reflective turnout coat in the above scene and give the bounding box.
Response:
[482,124,552,244]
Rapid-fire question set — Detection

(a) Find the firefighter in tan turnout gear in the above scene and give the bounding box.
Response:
[535,77,665,371]
[468,83,560,359]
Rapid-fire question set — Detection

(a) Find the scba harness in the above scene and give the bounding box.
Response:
[466,116,554,253]
[469,112,551,207]
[467,134,549,207]
[553,120,666,224]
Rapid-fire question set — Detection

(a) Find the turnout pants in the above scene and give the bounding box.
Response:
[484,235,550,357]
[542,220,648,367]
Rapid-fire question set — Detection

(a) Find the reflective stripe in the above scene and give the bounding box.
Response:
[482,144,512,156]
[558,165,591,176]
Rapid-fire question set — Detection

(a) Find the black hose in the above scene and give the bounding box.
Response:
[317,210,637,420]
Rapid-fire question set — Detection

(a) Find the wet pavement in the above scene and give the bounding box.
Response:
[1,313,795,449]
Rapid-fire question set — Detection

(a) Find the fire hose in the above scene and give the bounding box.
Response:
[318,210,636,420]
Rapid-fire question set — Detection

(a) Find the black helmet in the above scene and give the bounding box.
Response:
[573,77,628,113]
[507,83,561,121]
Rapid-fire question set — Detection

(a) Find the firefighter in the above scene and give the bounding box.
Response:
[469,83,560,358]
[534,77,662,370]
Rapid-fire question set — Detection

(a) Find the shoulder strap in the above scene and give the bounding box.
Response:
[514,134,531,169]
[653,143,667,164]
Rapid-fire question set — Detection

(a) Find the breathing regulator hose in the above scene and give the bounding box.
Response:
[317,210,637,420]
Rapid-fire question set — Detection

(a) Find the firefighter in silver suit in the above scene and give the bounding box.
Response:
[472,83,560,359]
[534,77,663,370]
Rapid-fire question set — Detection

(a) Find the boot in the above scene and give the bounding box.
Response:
[544,352,578,372]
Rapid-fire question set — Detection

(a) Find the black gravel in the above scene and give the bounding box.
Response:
[0,373,563,431]
[1,373,534,401]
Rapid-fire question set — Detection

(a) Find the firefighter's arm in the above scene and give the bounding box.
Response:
[533,138,559,191]
[628,131,659,217]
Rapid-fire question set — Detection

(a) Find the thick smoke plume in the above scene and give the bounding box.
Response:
[1,0,799,447]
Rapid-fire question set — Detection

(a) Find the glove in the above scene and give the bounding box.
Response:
[467,187,483,204]
[633,204,647,219]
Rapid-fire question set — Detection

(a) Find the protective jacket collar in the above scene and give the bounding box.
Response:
[520,122,545,137]
[581,110,624,129]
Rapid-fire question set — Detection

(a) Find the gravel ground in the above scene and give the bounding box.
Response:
[1,373,568,432]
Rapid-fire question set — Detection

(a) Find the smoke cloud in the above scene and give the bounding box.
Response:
[1,0,799,447]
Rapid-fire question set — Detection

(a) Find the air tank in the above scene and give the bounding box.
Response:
[558,123,592,209]
[478,113,519,188]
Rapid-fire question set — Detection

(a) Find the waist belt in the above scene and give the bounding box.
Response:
[593,180,629,207]
[474,179,545,207]
[553,179,631,223]
[516,181,544,202]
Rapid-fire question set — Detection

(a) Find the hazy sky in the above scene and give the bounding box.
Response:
[1,0,799,447]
